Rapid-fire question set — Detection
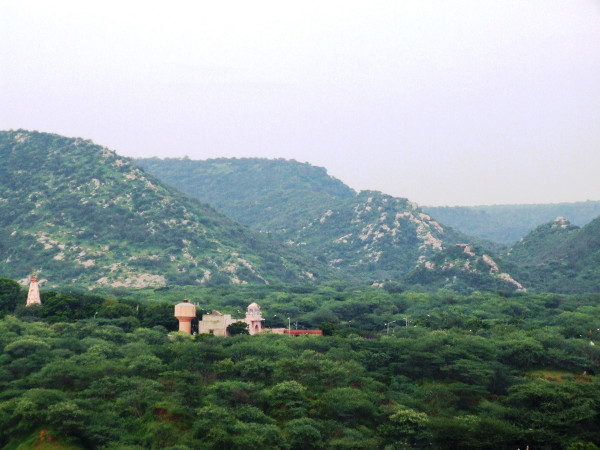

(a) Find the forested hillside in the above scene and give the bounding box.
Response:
[287,191,520,290]
[1,278,600,449]
[407,243,525,294]
[506,217,600,293]
[0,131,329,288]
[135,157,356,234]
[4,132,596,294]
[425,202,600,245]
[137,157,517,289]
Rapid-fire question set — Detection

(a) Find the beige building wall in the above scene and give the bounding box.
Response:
[196,303,266,336]
[197,311,235,336]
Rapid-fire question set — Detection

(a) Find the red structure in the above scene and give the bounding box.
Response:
[284,329,323,336]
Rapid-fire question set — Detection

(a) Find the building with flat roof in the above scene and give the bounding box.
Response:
[197,310,236,336]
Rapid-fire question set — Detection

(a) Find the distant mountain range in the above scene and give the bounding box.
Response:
[1,130,597,294]
[137,156,600,294]
[424,202,600,245]
[0,130,329,289]
[136,157,523,292]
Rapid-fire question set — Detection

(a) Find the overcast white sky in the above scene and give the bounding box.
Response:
[2,0,600,206]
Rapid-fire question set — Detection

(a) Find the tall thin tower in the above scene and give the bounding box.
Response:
[26,272,42,307]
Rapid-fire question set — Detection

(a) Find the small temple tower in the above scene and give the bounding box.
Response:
[244,302,264,335]
[174,299,196,334]
[26,272,42,307]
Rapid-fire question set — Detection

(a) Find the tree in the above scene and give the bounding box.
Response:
[378,406,429,447]
[284,418,323,450]
[0,278,22,317]
[318,321,338,336]
[263,381,308,419]
[227,321,249,336]
[319,387,376,426]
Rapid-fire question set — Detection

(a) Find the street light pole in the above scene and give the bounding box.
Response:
[386,320,397,335]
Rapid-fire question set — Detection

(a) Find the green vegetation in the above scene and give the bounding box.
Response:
[137,156,511,286]
[407,244,524,294]
[135,157,356,235]
[505,217,600,293]
[1,278,600,448]
[0,130,329,288]
[425,202,600,245]
[2,131,600,447]
[136,154,600,294]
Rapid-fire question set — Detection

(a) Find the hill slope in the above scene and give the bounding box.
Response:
[407,243,525,293]
[0,130,327,288]
[505,217,600,293]
[291,191,520,289]
[425,202,600,245]
[137,157,520,288]
[288,191,454,279]
[135,157,356,234]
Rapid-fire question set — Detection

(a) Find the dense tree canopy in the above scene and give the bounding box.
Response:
[0,279,599,448]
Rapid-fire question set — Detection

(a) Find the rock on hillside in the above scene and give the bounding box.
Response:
[286,191,471,280]
[407,243,525,293]
[0,130,327,289]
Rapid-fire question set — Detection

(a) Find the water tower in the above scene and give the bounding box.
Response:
[174,299,196,334]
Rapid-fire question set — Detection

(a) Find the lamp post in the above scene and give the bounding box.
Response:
[403,316,409,327]
[386,320,397,336]
[287,316,291,333]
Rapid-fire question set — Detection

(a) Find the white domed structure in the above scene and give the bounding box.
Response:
[244,302,264,335]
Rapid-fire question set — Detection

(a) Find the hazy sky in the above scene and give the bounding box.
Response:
[2,1,600,206]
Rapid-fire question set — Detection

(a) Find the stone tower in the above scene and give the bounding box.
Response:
[26,272,42,307]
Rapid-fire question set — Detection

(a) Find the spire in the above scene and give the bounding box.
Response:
[26,271,42,307]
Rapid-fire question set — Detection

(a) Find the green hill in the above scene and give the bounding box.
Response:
[0,130,329,288]
[505,217,600,293]
[407,243,526,293]
[135,157,355,234]
[425,202,600,245]
[289,191,460,279]
[137,157,517,287]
